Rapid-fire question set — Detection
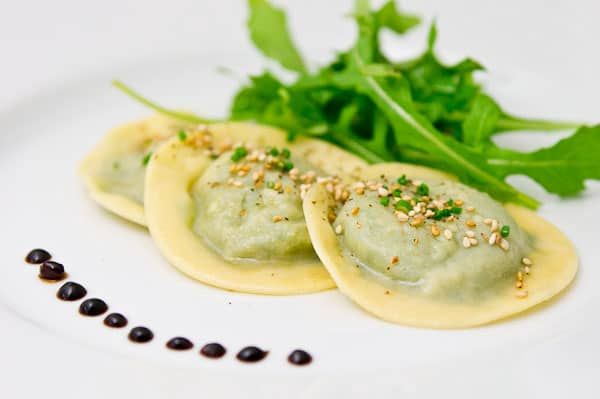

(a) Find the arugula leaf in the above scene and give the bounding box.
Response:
[462,94,500,146]
[484,126,600,196]
[247,0,307,73]
[374,0,420,34]
[350,49,539,208]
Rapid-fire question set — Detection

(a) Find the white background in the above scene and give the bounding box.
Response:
[1,1,599,398]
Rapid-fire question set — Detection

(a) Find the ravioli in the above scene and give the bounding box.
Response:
[303,163,577,328]
[144,122,366,294]
[79,114,193,226]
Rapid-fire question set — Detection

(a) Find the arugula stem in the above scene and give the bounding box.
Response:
[444,111,581,132]
[112,80,214,124]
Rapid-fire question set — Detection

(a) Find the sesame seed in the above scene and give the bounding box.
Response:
[469,238,478,246]
[491,219,499,232]
[488,232,498,245]
[335,224,343,235]
[455,199,464,206]
[466,220,476,228]
[327,212,336,222]
[517,271,524,281]
[351,207,360,216]
[466,230,475,238]
[232,180,243,187]
[462,237,471,248]
[516,290,528,299]
[390,256,399,265]
[516,281,523,289]
[410,215,425,227]
[396,212,409,222]
[466,206,475,212]
[408,210,416,217]
[522,257,533,266]
[499,239,510,251]
[377,187,389,197]
[443,229,453,240]
[431,225,441,237]
[524,266,531,274]
[272,215,283,223]
[239,209,247,217]
[355,187,365,195]
[483,218,492,225]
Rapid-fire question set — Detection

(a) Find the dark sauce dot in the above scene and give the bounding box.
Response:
[129,326,153,343]
[236,346,268,363]
[39,261,66,281]
[104,313,128,328]
[166,337,193,351]
[200,343,226,359]
[57,282,87,301]
[79,298,108,316]
[25,249,51,264]
[288,349,312,366]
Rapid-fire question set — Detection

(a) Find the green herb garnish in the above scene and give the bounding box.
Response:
[397,175,408,185]
[392,188,402,198]
[500,225,510,238]
[394,199,412,212]
[281,148,291,158]
[142,152,152,166]
[231,146,248,162]
[269,148,279,156]
[178,130,187,141]
[380,196,390,206]
[450,206,462,215]
[433,208,452,220]
[416,183,429,197]
[282,160,294,171]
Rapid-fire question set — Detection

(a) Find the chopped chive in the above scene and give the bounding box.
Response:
[500,225,510,238]
[416,183,429,196]
[433,208,452,220]
[446,199,454,206]
[269,148,279,156]
[282,160,294,172]
[394,199,412,212]
[142,152,152,166]
[392,189,402,198]
[231,146,248,162]
[177,130,187,141]
[450,206,462,215]
[281,148,291,158]
[397,175,408,185]
[266,181,275,189]
[380,197,390,207]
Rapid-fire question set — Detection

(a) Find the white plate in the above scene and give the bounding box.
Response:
[1,1,600,397]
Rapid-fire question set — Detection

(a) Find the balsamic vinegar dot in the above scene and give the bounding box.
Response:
[288,349,312,366]
[79,298,108,316]
[236,346,268,363]
[39,261,66,281]
[166,337,194,351]
[25,249,51,264]
[57,282,87,301]
[129,326,153,343]
[200,343,227,359]
[104,313,128,328]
